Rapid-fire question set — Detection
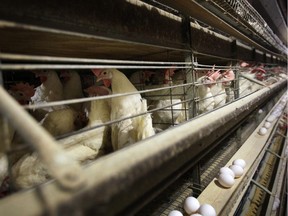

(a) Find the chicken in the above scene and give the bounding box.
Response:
[129,70,154,89]
[150,99,183,130]
[83,85,111,127]
[30,70,65,121]
[1,82,36,144]
[0,83,36,171]
[8,82,35,105]
[272,66,288,79]
[92,68,155,150]
[148,69,187,130]
[37,70,88,137]
[11,153,49,189]
[144,68,184,99]
[57,85,112,159]
[39,107,88,137]
[209,68,235,107]
[197,75,215,114]
[221,68,236,103]
[10,108,87,188]
[239,65,266,97]
[60,70,84,111]
[72,85,113,155]
[11,86,112,189]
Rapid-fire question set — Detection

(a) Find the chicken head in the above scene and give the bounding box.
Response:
[9,82,35,105]
[59,70,71,83]
[251,67,266,81]
[91,69,112,88]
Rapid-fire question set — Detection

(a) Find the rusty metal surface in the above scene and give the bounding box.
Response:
[0,0,185,50]
[191,29,232,59]
[0,0,284,63]
[0,23,188,61]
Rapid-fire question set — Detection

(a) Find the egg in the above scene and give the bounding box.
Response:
[232,159,246,169]
[258,109,263,114]
[217,173,235,188]
[266,115,276,122]
[264,122,271,129]
[219,167,235,178]
[229,165,244,178]
[259,127,267,135]
[191,214,202,216]
[168,210,183,216]
[183,196,200,214]
[198,204,216,216]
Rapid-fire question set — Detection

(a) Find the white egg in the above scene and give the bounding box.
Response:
[258,109,263,114]
[191,214,202,216]
[217,173,235,188]
[259,127,267,135]
[232,159,246,169]
[198,204,217,216]
[168,210,183,216]
[266,115,276,122]
[219,167,235,178]
[183,196,200,214]
[264,122,271,129]
[229,165,244,178]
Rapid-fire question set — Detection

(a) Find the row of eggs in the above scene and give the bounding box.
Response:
[168,197,216,216]
[168,159,246,216]
[217,159,246,188]
[168,93,288,216]
[258,95,287,136]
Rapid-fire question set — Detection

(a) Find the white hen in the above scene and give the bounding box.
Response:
[150,99,183,130]
[60,70,84,111]
[39,107,87,137]
[30,70,65,121]
[239,69,263,97]
[197,75,215,114]
[209,69,235,108]
[11,86,111,189]
[92,68,155,150]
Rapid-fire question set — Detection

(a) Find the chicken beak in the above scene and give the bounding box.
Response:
[96,77,103,82]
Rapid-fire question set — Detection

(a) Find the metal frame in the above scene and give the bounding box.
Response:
[0,80,285,216]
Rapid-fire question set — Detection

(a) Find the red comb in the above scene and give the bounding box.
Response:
[10,82,35,98]
[91,69,103,77]
[251,67,266,74]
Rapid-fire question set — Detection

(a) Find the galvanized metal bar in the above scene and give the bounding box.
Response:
[0,53,191,65]
[250,177,274,197]
[0,64,189,70]
[265,149,283,159]
[262,124,286,216]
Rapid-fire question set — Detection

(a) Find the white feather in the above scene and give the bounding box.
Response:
[98,69,155,150]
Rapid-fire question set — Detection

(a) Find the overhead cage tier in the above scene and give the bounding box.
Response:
[0,0,286,63]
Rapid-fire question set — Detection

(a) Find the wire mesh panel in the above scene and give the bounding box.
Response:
[211,0,287,54]
[0,53,286,197]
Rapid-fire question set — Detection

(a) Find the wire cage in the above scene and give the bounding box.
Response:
[212,0,287,54]
[0,1,287,215]
[0,52,285,196]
